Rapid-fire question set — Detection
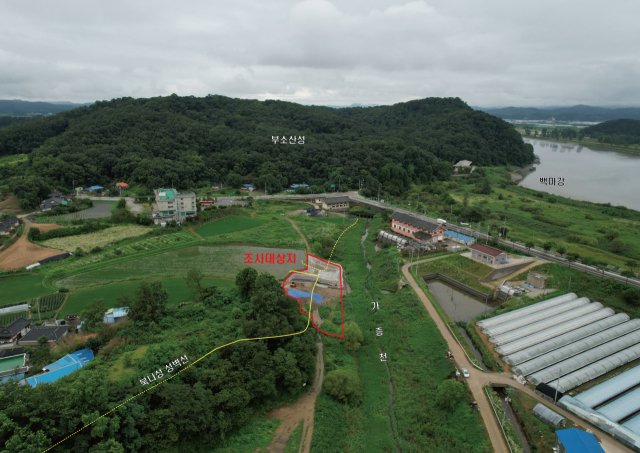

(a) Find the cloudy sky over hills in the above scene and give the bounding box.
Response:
[1,0,639,106]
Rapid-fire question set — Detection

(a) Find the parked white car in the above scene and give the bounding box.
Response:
[461,368,470,378]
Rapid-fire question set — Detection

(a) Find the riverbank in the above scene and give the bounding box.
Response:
[520,135,640,155]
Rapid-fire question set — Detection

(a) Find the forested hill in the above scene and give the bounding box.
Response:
[584,119,640,137]
[583,119,640,146]
[0,95,532,202]
[479,105,640,122]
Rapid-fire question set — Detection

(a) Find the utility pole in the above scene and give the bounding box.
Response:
[378,185,380,203]
[554,368,562,403]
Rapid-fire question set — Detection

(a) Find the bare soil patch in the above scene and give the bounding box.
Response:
[0,221,64,270]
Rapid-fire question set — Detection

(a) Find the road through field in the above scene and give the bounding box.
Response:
[403,260,635,453]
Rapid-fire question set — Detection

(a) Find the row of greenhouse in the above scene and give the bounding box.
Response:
[476,292,640,452]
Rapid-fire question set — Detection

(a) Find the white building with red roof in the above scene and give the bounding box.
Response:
[469,243,507,265]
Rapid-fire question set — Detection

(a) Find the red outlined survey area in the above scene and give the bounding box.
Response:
[283,254,345,337]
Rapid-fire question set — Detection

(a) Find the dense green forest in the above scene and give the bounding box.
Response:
[0,270,317,453]
[583,119,640,145]
[0,95,533,208]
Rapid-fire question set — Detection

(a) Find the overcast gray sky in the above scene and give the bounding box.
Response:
[1,0,639,107]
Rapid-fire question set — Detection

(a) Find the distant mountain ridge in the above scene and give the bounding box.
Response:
[477,104,640,122]
[0,99,93,116]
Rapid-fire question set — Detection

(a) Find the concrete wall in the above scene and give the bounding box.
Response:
[480,262,532,282]
[421,272,493,301]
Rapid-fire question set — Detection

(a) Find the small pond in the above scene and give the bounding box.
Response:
[426,280,497,323]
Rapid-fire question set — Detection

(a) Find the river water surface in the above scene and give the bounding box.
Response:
[520,139,640,211]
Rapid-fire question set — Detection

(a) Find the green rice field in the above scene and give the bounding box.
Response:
[56,245,306,288]
[196,216,267,237]
[0,274,55,306]
[59,278,237,316]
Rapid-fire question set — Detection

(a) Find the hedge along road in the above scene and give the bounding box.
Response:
[403,259,635,453]
[41,219,359,453]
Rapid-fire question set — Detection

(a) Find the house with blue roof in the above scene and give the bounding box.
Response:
[554,428,605,453]
[23,349,94,387]
[103,307,129,324]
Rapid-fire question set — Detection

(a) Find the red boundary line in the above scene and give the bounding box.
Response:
[282,252,344,338]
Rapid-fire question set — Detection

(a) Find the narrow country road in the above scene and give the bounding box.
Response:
[286,216,310,254]
[402,260,635,453]
[266,342,324,453]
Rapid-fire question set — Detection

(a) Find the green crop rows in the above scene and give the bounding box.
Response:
[38,293,66,312]
[0,311,29,325]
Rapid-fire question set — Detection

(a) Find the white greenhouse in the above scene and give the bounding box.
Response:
[475,293,578,329]
[512,319,640,377]
[574,365,640,409]
[482,298,590,337]
[548,344,640,393]
[528,331,640,385]
[499,310,622,361]
[489,303,604,346]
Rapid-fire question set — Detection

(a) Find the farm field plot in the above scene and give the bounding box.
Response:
[40,225,153,252]
[0,274,54,305]
[59,278,236,316]
[205,219,305,249]
[56,245,306,288]
[0,311,29,325]
[290,215,342,240]
[46,229,198,273]
[196,216,267,237]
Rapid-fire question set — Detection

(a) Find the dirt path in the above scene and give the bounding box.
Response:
[266,342,324,453]
[286,217,310,254]
[403,259,635,453]
[0,220,64,270]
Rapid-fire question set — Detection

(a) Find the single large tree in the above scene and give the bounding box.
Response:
[236,267,258,298]
[80,298,106,333]
[436,379,467,412]
[128,281,168,324]
[343,321,363,354]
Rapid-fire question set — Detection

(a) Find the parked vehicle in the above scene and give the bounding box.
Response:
[437,218,447,225]
[461,368,470,378]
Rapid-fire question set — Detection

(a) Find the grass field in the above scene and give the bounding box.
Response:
[55,244,305,287]
[415,254,495,294]
[283,421,304,453]
[108,345,150,381]
[59,277,236,316]
[40,225,153,252]
[0,274,54,305]
[44,229,199,274]
[196,216,267,237]
[207,418,281,453]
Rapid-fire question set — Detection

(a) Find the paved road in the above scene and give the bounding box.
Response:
[403,260,635,453]
[239,191,640,289]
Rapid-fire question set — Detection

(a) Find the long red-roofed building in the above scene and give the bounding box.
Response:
[469,243,507,265]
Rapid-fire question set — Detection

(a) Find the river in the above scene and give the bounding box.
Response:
[519,138,640,211]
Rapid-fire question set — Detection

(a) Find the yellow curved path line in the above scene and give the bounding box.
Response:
[42,218,358,452]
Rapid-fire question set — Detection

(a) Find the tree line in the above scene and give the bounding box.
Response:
[0,95,534,208]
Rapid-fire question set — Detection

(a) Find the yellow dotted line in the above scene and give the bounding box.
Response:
[42,218,359,453]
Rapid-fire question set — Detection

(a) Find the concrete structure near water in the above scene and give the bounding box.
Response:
[527,271,548,289]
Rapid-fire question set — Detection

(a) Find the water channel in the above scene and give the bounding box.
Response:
[520,138,640,211]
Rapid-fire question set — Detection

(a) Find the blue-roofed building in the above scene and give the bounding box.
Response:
[554,428,604,453]
[24,349,94,387]
[84,185,104,191]
[290,184,309,189]
[444,230,476,245]
[103,307,129,324]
